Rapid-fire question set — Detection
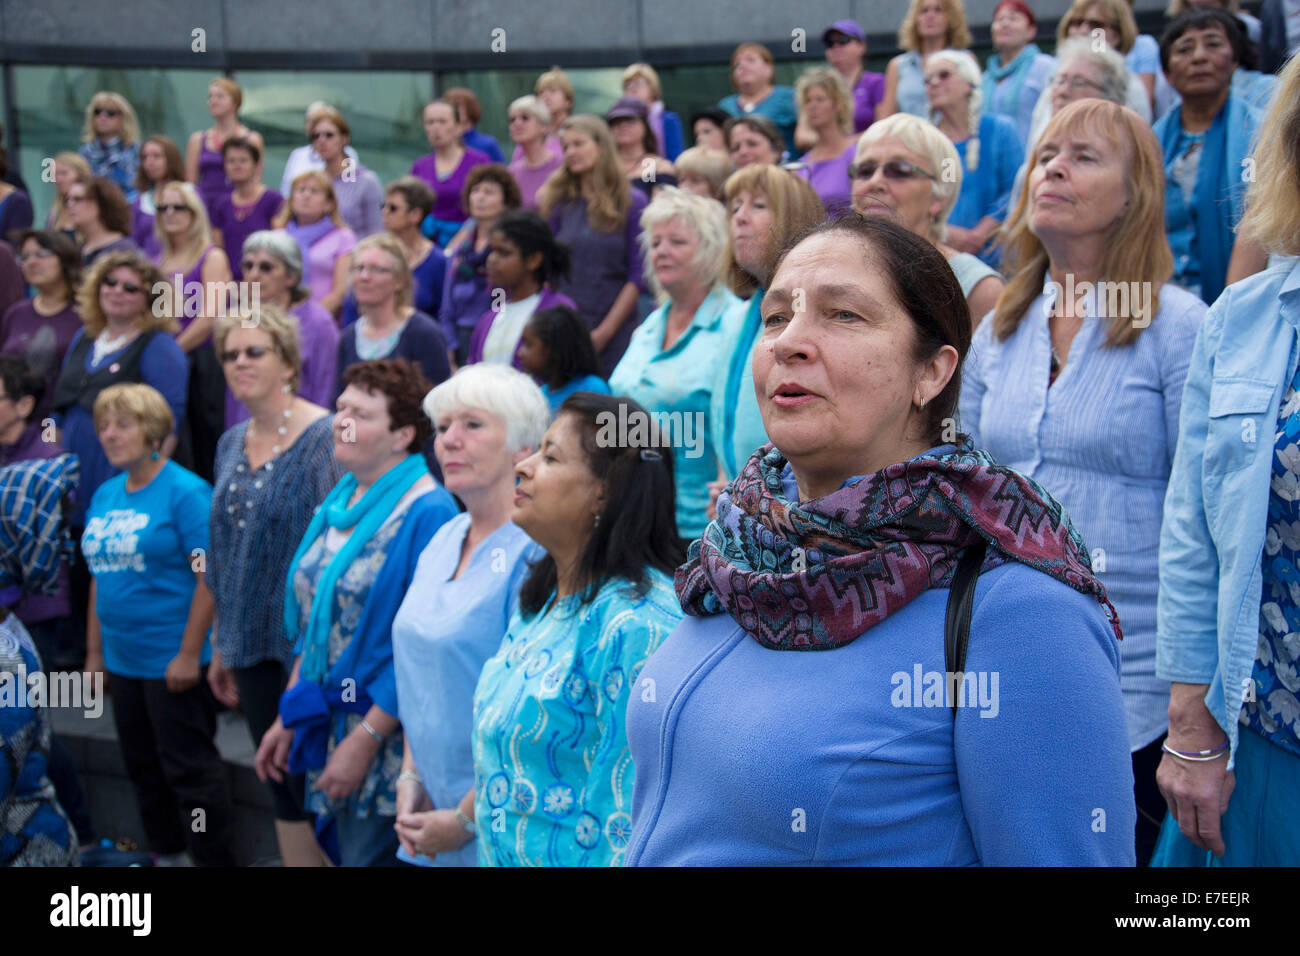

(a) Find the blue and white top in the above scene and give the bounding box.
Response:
[471,569,683,866]
[391,515,538,866]
[609,284,740,539]
[960,277,1208,750]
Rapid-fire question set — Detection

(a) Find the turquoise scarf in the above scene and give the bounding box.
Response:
[284,453,429,684]
[980,44,1042,126]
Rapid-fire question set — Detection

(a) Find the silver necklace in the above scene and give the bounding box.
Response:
[250,403,293,459]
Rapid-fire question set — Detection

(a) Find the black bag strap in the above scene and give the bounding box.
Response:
[943,539,988,717]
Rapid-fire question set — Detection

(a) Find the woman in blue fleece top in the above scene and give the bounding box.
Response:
[625,216,1136,866]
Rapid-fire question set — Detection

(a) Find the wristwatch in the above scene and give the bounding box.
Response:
[454,808,476,835]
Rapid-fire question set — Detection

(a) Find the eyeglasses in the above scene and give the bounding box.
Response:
[1073,17,1117,34]
[924,69,954,85]
[350,263,396,276]
[64,194,91,206]
[93,107,121,117]
[1051,74,1103,92]
[157,203,190,214]
[311,130,339,140]
[848,159,938,182]
[18,249,56,263]
[241,259,280,274]
[825,35,857,47]
[102,276,143,293]
[382,201,406,212]
[219,345,271,363]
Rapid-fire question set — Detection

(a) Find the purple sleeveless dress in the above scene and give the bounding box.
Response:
[156,244,217,336]
[197,133,231,219]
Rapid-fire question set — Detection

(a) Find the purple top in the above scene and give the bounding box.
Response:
[411,147,492,223]
[509,150,564,211]
[331,166,384,239]
[0,422,69,623]
[510,135,564,166]
[292,225,357,306]
[211,189,284,280]
[466,286,576,370]
[0,190,34,243]
[224,299,340,429]
[155,244,217,335]
[196,134,230,218]
[547,190,649,376]
[795,142,857,217]
[0,300,84,418]
[853,71,888,132]
[130,193,161,259]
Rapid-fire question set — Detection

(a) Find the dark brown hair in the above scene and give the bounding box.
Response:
[221,134,261,165]
[16,229,82,300]
[340,358,434,451]
[769,214,971,445]
[443,87,482,126]
[385,175,436,219]
[74,175,133,235]
[460,164,523,217]
[136,135,185,191]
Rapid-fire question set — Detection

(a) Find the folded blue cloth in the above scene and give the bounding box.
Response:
[279,679,371,775]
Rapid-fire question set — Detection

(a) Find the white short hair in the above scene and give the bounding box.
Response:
[508,94,552,128]
[422,364,550,455]
[637,186,729,302]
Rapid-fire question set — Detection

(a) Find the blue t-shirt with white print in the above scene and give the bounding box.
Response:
[82,460,213,679]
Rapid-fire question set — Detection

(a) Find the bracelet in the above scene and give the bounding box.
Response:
[454,807,476,835]
[1165,738,1229,758]
[397,770,422,785]
[359,718,384,744]
[1161,740,1228,763]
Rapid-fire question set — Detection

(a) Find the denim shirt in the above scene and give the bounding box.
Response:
[1158,258,1300,768]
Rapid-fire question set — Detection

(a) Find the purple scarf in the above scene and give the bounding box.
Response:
[284,217,337,287]
[676,440,1121,651]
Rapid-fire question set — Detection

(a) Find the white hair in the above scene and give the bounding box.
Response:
[928,48,984,142]
[508,94,552,128]
[637,186,729,303]
[422,364,551,456]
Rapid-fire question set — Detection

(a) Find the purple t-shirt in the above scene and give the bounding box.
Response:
[0,300,84,418]
[411,147,492,223]
[131,193,162,259]
[796,142,857,217]
[853,71,888,132]
[292,226,356,306]
[224,299,340,429]
[211,189,284,280]
[509,151,564,211]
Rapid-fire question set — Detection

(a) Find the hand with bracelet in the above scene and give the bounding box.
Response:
[316,710,396,802]
[394,789,476,857]
[1155,682,1236,856]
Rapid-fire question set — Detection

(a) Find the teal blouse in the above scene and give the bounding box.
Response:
[471,569,683,866]
[609,285,740,539]
[709,292,770,479]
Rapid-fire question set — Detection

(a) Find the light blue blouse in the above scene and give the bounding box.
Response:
[471,569,683,866]
[609,285,740,539]
[390,514,538,866]
[1159,259,1300,769]
[709,293,770,480]
[895,50,930,118]
[948,113,1025,256]
[960,277,1208,750]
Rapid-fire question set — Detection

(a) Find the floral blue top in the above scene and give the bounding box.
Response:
[471,569,683,866]
[291,496,415,819]
[1242,361,1300,755]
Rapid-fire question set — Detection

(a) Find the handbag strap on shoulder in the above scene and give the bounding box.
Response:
[944,539,988,718]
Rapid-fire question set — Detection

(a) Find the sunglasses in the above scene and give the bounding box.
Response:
[382,201,406,212]
[219,345,271,364]
[102,276,143,293]
[241,259,279,274]
[157,203,190,214]
[311,130,339,140]
[924,69,955,85]
[93,107,121,117]
[825,35,857,47]
[848,159,938,182]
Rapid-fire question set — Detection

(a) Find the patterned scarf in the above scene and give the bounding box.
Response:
[676,440,1121,651]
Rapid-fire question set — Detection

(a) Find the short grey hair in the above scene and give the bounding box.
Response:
[637,186,729,302]
[422,364,551,456]
[855,114,962,241]
[242,229,310,303]
[508,94,552,128]
[1053,37,1131,108]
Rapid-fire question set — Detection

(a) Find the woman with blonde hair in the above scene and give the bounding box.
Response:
[717,42,798,154]
[152,179,233,481]
[78,92,141,201]
[792,66,858,216]
[622,62,684,160]
[1152,52,1300,867]
[272,170,355,317]
[879,0,973,118]
[673,147,731,202]
[45,153,91,236]
[538,114,647,376]
[851,113,1003,321]
[959,99,1208,864]
[186,77,264,219]
[924,48,1023,263]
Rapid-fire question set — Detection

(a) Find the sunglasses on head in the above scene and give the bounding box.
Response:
[102,276,143,293]
[93,107,121,117]
[848,159,937,182]
[219,345,271,364]
[241,259,279,274]
[157,203,190,214]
